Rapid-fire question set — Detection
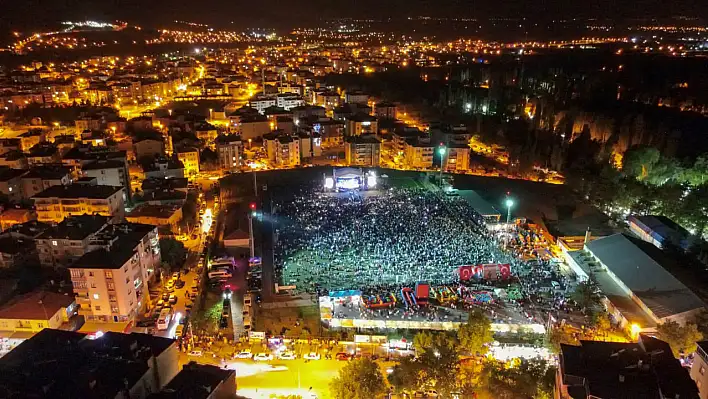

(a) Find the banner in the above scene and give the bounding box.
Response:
[459,264,511,281]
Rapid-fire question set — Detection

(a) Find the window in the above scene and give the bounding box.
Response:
[94,306,101,311]
[109,295,117,302]
[111,306,119,313]
[701,366,706,375]
[104,271,113,279]
[88,271,94,277]
[93,293,99,300]
[107,282,115,290]
[52,240,58,246]
[90,283,96,288]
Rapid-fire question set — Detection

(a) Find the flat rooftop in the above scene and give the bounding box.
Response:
[586,234,705,320]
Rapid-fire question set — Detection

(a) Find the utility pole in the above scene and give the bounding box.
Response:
[248,213,255,258]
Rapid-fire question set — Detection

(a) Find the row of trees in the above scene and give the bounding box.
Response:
[330,311,554,399]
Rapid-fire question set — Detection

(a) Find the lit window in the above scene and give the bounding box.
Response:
[93,293,99,300]
[52,240,58,246]
[701,366,706,375]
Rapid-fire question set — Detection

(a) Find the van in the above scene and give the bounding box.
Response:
[175,324,184,338]
[208,270,232,279]
[243,294,252,307]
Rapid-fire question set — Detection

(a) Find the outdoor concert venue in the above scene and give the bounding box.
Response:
[269,169,547,332]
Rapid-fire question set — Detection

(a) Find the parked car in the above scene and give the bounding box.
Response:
[188,350,203,357]
[304,352,320,360]
[236,350,253,359]
[253,353,273,361]
[174,279,185,289]
[277,351,297,360]
[336,352,352,361]
[168,295,177,304]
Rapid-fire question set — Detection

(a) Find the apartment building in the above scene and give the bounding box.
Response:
[345,113,378,137]
[81,159,132,202]
[35,214,109,268]
[176,147,200,177]
[20,165,72,200]
[344,134,381,167]
[0,167,27,202]
[404,140,434,169]
[69,222,160,323]
[215,134,242,173]
[443,144,471,173]
[263,133,300,167]
[32,184,125,223]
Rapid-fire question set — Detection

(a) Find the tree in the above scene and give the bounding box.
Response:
[656,320,703,358]
[388,357,420,394]
[413,331,434,355]
[417,341,460,397]
[457,310,494,355]
[592,312,613,338]
[622,146,661,181]
[159,237,187,272]
[487,359,554,399]
[330,358,386,399]
[200,148,219,171]
[571,281,600,314]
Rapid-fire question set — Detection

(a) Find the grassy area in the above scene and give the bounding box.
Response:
[191,291,222,335]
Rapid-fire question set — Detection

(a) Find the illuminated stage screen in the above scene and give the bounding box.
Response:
[336,176,362,190]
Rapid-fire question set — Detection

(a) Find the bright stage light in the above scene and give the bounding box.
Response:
[367,172,377,188]
[324,177,334,189]
[338,177,360,190]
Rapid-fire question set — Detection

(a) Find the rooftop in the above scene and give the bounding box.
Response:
[457,190,501,217]
[127,204,182,219]
[586,233,705,319]
[32,184,123,199]
[0,291,74,321]
[81,159,125,171]
[0,167,27,182]
[0,329,175,399]
[0,235,35,255]
[215,134,242,145]
[346,134,380,144]
[559,335,698,399]
[37,214,109,240]
[22,165,71,180]
[148,362,235,399]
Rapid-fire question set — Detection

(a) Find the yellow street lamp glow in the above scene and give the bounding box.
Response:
[630,323,641,338]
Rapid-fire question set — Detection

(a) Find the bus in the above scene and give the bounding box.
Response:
[156,308,173,330]
[208,270,232,279]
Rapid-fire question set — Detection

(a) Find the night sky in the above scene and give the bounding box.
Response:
[1,0,705,32]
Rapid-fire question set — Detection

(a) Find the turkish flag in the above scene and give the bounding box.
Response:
[499,264,511,279]
[459,266,473,281]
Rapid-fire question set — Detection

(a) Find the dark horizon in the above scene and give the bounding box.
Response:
[2,0,706,33]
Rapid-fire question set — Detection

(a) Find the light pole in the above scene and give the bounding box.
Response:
[248,212,255,258]
[505,198,514,224]
[438,146,446,186]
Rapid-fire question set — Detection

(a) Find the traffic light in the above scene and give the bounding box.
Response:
[249,202,257,210]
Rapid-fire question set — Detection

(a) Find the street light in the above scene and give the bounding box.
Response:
[438,146,446,186]
[505,198,514,224]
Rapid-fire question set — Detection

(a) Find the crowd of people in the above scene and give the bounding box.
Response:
[274,186,522,294]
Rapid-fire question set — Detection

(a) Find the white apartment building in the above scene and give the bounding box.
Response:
[69,222,160,323]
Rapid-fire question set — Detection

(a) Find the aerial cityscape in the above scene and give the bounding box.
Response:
[0,2,708,398]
